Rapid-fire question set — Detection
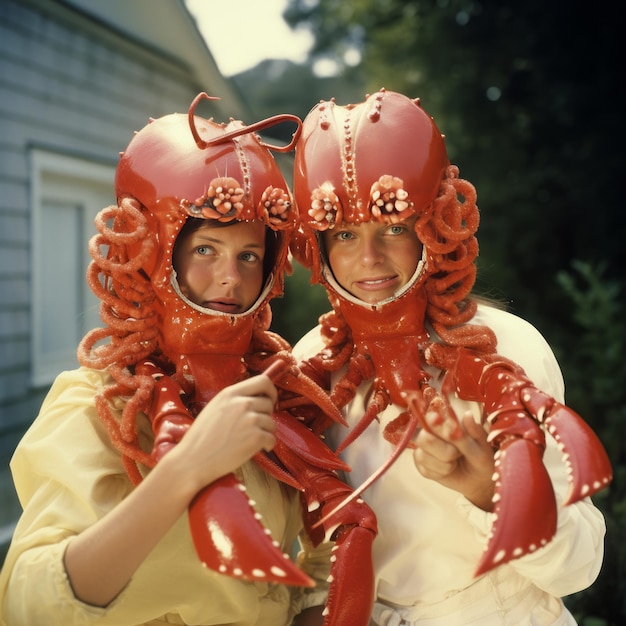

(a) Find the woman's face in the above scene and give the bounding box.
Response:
[322,217,423,304]
[173,220,266,313]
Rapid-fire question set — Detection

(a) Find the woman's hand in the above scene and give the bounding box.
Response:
[413,408,495,511]
[168,373,279,493]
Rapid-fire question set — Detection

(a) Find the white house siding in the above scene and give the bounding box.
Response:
[0,0,247,548]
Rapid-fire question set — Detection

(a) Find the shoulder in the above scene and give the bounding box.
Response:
[293,324,325,361]
[16,367,118,459]
[472,303,565,400]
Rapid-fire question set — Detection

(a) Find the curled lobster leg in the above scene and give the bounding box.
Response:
[437,348,613,576]
[137,359,314,587]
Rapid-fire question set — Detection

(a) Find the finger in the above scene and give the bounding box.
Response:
[232,374,278,403]
[262,359,290,383]
[449,412,494,468]
[244,395,275,415]
[460,411,488,443]
[424,407,463,443]
[260,431,276,452]
[253,413,276,434]
[413,443,459,478]
[415,429,461,464]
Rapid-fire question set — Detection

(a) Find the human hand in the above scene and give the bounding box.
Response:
[168,373,278,492]
[413,406,495,511]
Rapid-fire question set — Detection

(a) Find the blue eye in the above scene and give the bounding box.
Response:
[241,251,260,263]
[388,225,406,235]
[335,231,354,241]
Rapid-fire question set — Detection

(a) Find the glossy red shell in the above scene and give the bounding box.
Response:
[116,114,290,221]
[293,89,449,231]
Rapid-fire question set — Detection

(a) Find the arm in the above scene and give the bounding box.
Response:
[64,372,278,607]
[415,307,607,595]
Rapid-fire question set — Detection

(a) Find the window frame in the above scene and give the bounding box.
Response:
[29,150,115,387]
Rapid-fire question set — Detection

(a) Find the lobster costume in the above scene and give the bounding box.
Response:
[291,89,612,614]
[76,94,378,624]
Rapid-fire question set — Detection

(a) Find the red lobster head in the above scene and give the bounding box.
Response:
[113,93,301,366]
[292,88,449,296]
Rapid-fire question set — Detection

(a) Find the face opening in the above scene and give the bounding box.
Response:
[171,217,281,317]
[316,216,429,308]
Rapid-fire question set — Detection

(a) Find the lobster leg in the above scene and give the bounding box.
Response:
[267,411,378,626]
[300,474,377,626]
[322,524,376,625]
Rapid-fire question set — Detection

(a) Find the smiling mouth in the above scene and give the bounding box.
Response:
[357,276,397,288]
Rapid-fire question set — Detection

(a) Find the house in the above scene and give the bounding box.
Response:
[0,0,252,554]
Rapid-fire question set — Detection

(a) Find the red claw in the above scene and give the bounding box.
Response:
[474,438,557,576]
[189,474,314,587]
[321,526,376,625]
[523,391,613,505]
[450,349,612,575]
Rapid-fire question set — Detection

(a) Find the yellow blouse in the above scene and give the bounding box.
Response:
[0,367,317,626]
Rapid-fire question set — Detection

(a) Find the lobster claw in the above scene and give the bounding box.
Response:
[189,473,314,587]
[446,348,612,576]
[522,389,613,505]
[322,526,376,625]
[301,475,378,626]
[474,434,557,576]
[139,359,314,587]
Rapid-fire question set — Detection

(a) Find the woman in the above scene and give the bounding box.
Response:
[291,89,611,626]
[0,94,353,626]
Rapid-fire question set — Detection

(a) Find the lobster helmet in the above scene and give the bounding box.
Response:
[113,93,301,360]
[292,89,449,307]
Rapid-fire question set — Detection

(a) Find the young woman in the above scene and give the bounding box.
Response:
[291,89,611,626]
[0,94,364,626]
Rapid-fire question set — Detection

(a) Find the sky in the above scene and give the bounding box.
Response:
[184,0,314,76]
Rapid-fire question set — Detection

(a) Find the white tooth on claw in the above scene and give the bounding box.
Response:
[234,568,243,576]
[252,568,266,578]
[493,549,506,564]
[322,607,330,616]
[270,566,287,577]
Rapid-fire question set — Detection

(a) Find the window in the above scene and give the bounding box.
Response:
[30,150,115,386]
